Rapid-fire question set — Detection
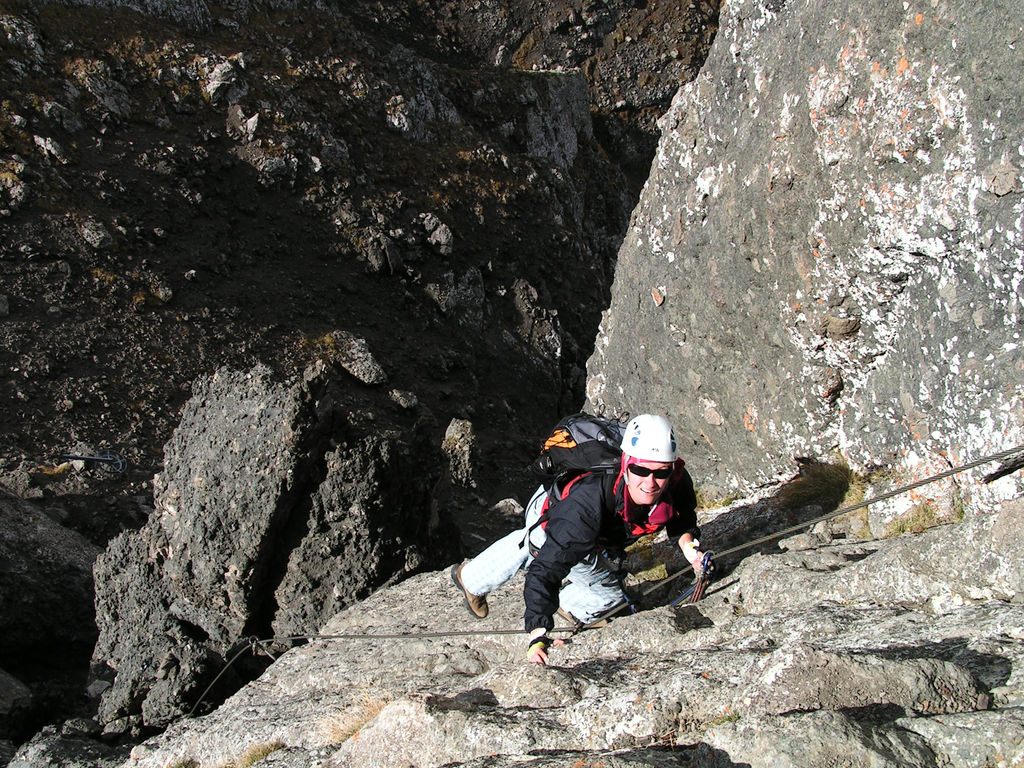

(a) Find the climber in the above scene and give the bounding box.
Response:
[451,414,702,665]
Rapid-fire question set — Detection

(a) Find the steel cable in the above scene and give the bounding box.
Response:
[187,442,1024,715]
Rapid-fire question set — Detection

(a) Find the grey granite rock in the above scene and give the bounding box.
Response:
[118,496,1024,768]
[585,0,1024,510]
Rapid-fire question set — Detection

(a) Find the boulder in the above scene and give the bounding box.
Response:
[442,418,478,489]
[0,669,31,742]
[8,720,129,768]
[90,365,460,729]
[0,493,100,657]
[0,492,99,741]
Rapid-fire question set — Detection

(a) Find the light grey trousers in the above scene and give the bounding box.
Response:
[459,484,626,624]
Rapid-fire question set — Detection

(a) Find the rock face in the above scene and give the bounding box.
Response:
[116,496,1024,768]
[46,0,720,193]
[6,1,1024,767]
[0,0,642,529]
[0,493,100,662]
[0,493,100,741]
[89,365,460,731]
[586,0,1024,503]
[0,0,719,523]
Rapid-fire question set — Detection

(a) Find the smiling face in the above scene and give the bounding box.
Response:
[624,460,673,506]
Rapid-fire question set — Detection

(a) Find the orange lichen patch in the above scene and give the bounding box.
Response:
[743,404,757,432]
[915,13,924,24]
[897,58,910,75]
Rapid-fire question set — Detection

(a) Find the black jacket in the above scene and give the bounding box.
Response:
[523,468,699,631]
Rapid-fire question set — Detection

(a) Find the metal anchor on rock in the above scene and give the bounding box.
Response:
[59,449,128,474]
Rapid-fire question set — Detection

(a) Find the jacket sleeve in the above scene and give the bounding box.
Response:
[522,477,604,632]
[664,466,700,540]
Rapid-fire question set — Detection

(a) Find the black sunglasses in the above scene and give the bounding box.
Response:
[628,465,673,479]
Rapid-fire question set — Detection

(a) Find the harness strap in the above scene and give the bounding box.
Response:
[518,471,620,555]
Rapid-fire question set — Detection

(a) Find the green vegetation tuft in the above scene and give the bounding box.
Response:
[695,488,743,511]
[707,710,741,726]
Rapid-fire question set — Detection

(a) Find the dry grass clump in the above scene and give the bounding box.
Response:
[300,330,339,357]
[694,488,743,511]
[318,688,394,745]
[205,740,285,768]
[235,742,285,767]
[883,501,942,537]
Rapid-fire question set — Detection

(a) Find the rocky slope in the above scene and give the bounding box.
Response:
[55,0,1020,764]
[586,0,1024,511]
[0,0,634,533]
[39,494,1024,768]
[0,0,718,536]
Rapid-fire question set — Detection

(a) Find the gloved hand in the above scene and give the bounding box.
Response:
[681,539,704,574]
[526,630,565,665]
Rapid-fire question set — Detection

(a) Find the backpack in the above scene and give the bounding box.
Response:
[520,413,628,553]
[529,412,628,480]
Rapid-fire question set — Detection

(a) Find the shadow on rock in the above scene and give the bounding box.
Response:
[701,460,858,573]
[865,638,1013,694]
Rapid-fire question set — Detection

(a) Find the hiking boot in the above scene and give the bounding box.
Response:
[451,563,488,619]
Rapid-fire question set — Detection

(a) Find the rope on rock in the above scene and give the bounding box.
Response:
[186,442,1024,717]
[582,441,1024,629]
[187,626,579,717]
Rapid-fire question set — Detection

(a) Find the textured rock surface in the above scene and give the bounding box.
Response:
[89,365,460,730]
[0,671,31,746]
[0,492,100,658]
[8,720,129,768]
[0,493,100,738]
[6,0,1024,765]
[40,0,719,193]
[585,0,1024,505]
[117,497,1024,768]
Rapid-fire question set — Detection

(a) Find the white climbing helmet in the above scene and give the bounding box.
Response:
[620,414,677,462]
